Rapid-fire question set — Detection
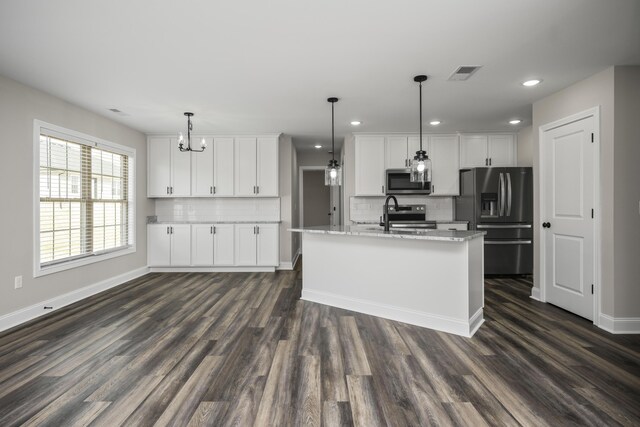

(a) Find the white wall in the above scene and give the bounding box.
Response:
[517,126,533,166]
[613,66,640,318]
[532,67,616,315]
[291,147,300,261]
[0,74,152,319]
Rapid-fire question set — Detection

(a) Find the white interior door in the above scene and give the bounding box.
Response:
[543,115,595,320]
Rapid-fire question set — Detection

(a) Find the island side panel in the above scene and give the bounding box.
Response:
[301,232,476,336]
[466,236,485,335]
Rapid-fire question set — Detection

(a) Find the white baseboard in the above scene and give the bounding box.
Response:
[0,266,149,333]
[598,314,640,334]
[530,287,541,301]
[302,289,483,338]
[149,266,275,273]
[277,248,301,271]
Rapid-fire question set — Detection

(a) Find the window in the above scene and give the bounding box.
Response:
[35,121,135,276]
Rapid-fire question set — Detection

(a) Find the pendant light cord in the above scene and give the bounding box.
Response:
[331,100,335,162]
[419,80,423,151]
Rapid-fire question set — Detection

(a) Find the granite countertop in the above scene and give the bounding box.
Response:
[351,220,469,225]
[149,220,281,224]
[289,225,485,242]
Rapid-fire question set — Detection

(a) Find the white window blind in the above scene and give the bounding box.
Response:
[37,125,134,272]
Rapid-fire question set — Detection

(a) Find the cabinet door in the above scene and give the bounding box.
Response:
[385,136,408,169]
[234,224,257,265]
[170,224,191,266]
[213,137,235,196]
[256,137,279,196]
[408,136,427,160]
[355,136,386,196]
[234,138,258,196]
[147,224,171,266]
[148,138,171,197]
[256,224,279,266]
[191,138,214,196]
[170,139,192,196]
[213,224,235,266]
[460,135,489,168]
[488,134,516,167]
[191,224,214,266]
[430,135,460,195]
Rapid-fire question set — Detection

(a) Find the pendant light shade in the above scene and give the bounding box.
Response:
[325,97,342,186]
[178,112,206,153]
[410,75,432,191]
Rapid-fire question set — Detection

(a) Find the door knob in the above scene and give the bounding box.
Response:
[542,222,551,228]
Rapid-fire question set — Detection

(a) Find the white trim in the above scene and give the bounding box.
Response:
[33,119,137,278]
[538,106,601,325]
[530,286,541,301]
[277,247,301,270]
[599,314,640,334]
[302,289,484,338]
[298,166,328,229]
[0,266,148,333]
[149,266,276,273]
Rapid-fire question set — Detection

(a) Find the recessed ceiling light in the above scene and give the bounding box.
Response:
[509,119,522,125]
[314,144,322,149]
[350,121,361,126]
[522,79,541,87]
[429,120,441,126]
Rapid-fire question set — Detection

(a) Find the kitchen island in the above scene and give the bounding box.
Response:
[290,225,486,337]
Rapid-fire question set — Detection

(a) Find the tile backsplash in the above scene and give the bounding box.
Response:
[350,196,454,223]
[154,198,281,222]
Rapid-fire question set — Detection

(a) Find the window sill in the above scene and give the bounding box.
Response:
[34,245,136,278]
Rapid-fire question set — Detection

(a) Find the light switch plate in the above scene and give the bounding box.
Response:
[14,275,22,289]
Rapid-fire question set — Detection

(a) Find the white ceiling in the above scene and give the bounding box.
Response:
[1,1,639,151]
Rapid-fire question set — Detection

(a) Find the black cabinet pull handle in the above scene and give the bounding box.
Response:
[542,222,551,228]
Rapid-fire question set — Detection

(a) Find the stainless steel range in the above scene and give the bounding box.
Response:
[380,204,436,230]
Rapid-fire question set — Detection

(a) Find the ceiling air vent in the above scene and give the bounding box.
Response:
[448,65,482,81]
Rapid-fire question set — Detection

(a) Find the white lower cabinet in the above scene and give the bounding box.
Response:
[213,224,235,266]
[150,223,277,268]
[148,224,191,266]
[235,223,279,267]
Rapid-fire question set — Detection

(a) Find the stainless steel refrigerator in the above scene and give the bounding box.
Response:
[455,167,533,275]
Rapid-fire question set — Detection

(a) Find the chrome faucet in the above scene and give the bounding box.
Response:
[383,195,399,232]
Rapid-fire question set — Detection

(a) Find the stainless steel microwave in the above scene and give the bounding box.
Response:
[385,169,431,195]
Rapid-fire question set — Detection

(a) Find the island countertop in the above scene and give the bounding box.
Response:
[289,225,485,242]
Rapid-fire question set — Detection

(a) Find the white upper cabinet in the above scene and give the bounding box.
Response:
[385,136,410,169]
[429,135,460,196]
[191,137,214,197]
[487,134,516,167]
[256,137,279,196]
[234,137,279,197]
[355,135,386,196]
[408,136,424,161]
[147,137,191,197]
[460,134,516,168]
[213,137,235,196]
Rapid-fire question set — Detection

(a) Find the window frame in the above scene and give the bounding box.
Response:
[33,120,136,277]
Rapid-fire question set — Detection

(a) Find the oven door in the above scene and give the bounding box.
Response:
[386,169,431,195]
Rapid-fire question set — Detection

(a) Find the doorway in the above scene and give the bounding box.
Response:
[539,107,600,321]
[299,167,341,228]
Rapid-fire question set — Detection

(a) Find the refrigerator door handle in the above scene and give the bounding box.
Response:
[506,173,512,217]
[498,173,505,216]
[485,240,532,245]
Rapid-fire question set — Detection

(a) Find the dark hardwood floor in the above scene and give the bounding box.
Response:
[0,266,639,426]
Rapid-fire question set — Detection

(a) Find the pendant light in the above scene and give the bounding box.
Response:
[410,75,432,189]
[325,97,342,186]
[177,112,206,152]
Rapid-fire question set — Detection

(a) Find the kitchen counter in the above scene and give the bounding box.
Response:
[351,220,469,225]
[290,225,483,242]
[149,220,281,224]
[290,225,485,337]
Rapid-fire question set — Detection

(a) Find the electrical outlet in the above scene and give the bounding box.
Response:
[14,275,22,289]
